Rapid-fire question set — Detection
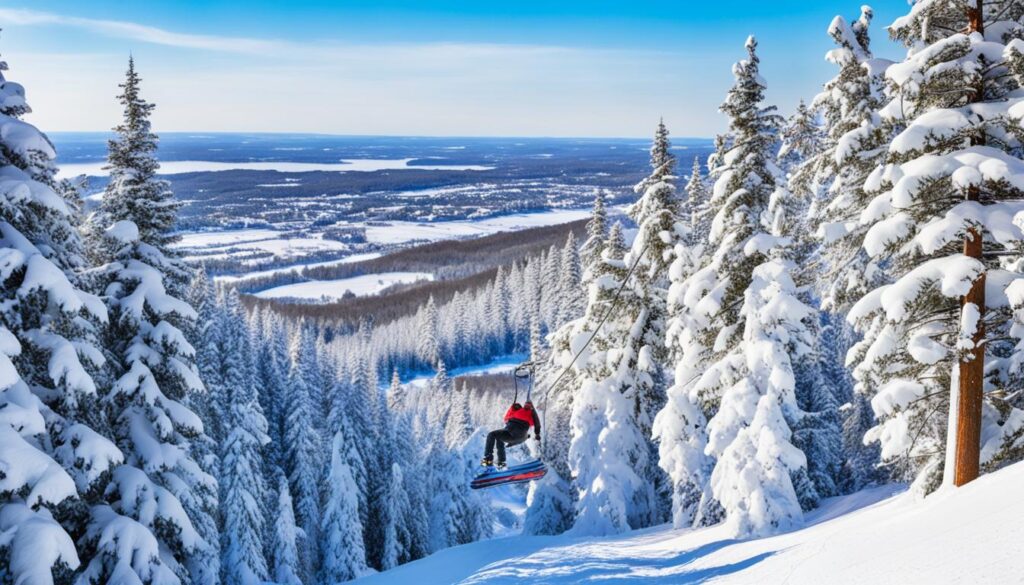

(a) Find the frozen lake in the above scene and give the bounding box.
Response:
[253,272,434,301]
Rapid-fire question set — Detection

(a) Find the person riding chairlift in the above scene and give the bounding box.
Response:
[481,400,541,470]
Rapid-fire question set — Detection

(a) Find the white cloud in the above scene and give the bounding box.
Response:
[0,8,282,53]
[0,7,606,62]
[2,7,736,137]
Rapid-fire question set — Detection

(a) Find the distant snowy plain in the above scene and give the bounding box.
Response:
[56,158,493,178]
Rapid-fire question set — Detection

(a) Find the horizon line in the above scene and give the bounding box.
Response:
[45,130,715,142]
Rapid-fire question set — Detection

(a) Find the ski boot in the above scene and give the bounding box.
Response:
[480,457,494,469]
[496,461,508,471]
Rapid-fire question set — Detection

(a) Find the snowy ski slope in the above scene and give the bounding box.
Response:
[354,461,1024,584]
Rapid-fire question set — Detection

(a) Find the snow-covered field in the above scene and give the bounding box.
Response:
[355,461,1024,584]
[173,206,602,279]
[214,252,383,283]
[361,209,596,245]
[253,271,433,301]
[176,228,283,248]
[56,158,493,178]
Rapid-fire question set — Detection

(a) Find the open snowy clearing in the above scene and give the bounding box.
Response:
[56,158,493,178]
[356,461,1024,584]
[252,271,433,301]
[213,252,384,283]
[189,236,351,258]
[174,228,283,248]
[361,209,596,244]
[174,207,602,275]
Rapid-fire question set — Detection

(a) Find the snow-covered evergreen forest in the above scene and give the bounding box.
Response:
[5,1,1024,584]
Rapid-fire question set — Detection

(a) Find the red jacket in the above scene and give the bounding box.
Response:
[504,403,540,434]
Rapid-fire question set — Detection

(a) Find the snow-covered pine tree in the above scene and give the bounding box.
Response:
[282,355,321,581]
[271,476,303,585]
[444,381,474,448]
[392,410,431,561]
[667,37,810,537]
[686,157,713,247]
[489,267,512,354]
[0,45,111,584]
[218,290,271,585]
[616,118,686,526]
[654,153,723,529]
[557,231,583,325]
[653,211,714,529]
[90,220,212,583]
[87,57,214,583]
[254,311,290,475]
[380,462,415,570]
[90,57,180,257]
[769,163,840,510]
[811,6,892,314]
[849,0,1024,492]
[782,6,890,495]
[581,190,609,285]
[417,296,440,368]
[567,214,656,535]
[321,431,369,583]
[353,323,394,571]
[181,269,222,585]
[427,358,452,429]
[540,244,562,329]
[777,100,823,176]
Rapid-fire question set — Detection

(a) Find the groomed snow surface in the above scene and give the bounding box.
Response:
[355,461,1024,584]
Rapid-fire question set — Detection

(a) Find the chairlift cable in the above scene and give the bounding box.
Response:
[525,241,651,459]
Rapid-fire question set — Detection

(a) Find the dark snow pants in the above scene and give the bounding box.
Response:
[485,420,530,464]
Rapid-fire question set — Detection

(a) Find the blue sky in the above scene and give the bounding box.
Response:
[1,1,909,137]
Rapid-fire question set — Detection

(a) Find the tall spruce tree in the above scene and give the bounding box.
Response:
[849,0,1024,492]
[321,432,368,583]
[271,476,303,585]
[567,212,660,535]
[810,6,892,315]
[282,356,321,582]
[87,57,214,583]
[581,189,609,285]
[218,291,270,585]
[0,44,114,584]
[91,57,180,256]
[660,37,812,537]
[686,157,713,247]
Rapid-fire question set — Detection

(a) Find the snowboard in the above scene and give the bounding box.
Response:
[471,459,547,490]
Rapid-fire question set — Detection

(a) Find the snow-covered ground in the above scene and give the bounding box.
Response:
[360,209,596,245]
[252,271,433,301]
[175,228,283,248]
[56,158,493,178]
[213,252,383,284]
[174,206,604,281]
[355,461,1024,584]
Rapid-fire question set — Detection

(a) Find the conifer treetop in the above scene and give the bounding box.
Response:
[100,56,181,252]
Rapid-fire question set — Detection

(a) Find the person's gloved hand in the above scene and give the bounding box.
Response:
[534,434,542,441]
